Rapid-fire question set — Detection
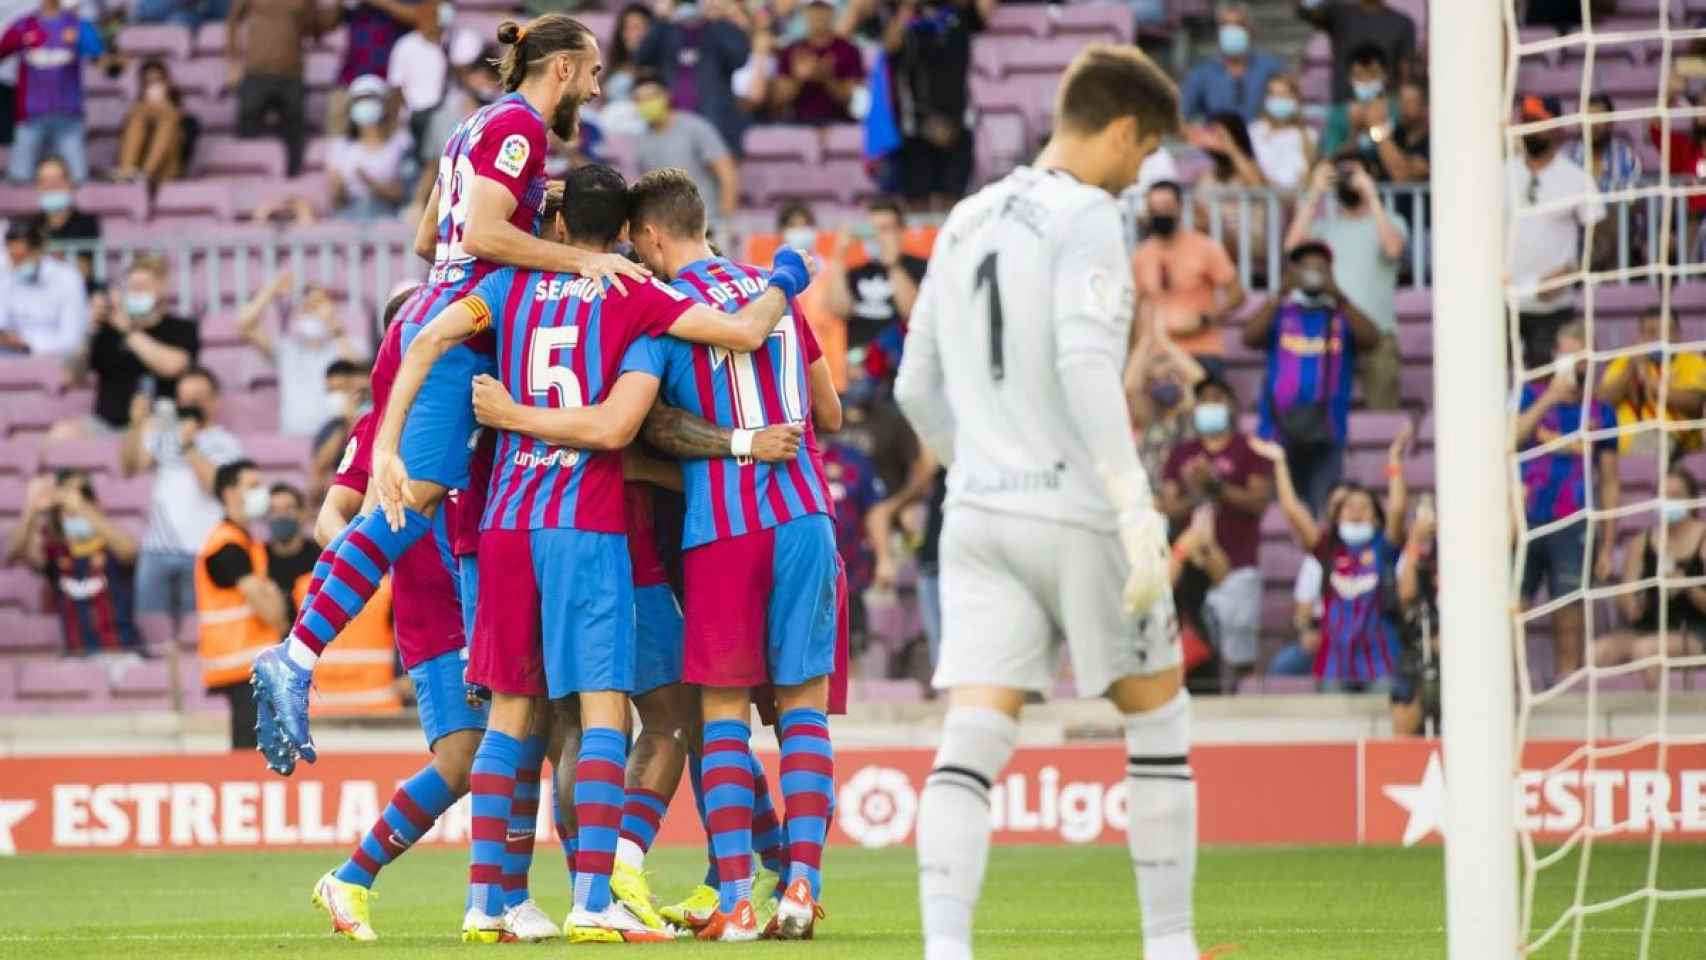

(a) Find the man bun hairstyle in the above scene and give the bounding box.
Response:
[628,167,708,243]
[562,163,631,248]
[1055,44,1180,142]
[494,15,594,92]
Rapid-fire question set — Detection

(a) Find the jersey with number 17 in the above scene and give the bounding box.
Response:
[457,266,697,533]
[621,257,831,550]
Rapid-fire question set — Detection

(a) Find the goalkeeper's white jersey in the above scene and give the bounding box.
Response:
[896,165,1139,534]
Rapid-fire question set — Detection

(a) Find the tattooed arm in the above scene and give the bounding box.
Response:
[641,403,804,462]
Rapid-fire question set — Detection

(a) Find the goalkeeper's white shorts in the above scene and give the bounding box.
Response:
[933,504,1182,698]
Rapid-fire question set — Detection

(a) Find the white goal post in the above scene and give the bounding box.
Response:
[1431,0,1520,957]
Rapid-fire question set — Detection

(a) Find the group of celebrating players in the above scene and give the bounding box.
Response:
[241,8,1207,957]
[244,12,840,945]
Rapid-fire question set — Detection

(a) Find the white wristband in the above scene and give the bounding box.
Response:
[731,428,755,458]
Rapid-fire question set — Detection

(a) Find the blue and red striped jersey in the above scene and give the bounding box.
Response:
[460,266,695,533]
[620,257,831,549]
[429,93,549,288]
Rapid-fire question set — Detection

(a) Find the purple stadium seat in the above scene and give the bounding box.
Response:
[1300,65,1330,105]
[0,184,35,217]
[1593,283,1660,315]
[184,94,239,136]
[305,49,341,89]
[1304,31,1331,67]
[83,95,130,139]
[97,475,154,518]
[200,310,248,347]
[193,21,227,55]
[154,179,233,221]
[743,125,822,166]
[822,124,863,160]
[986,5,1048,38]
[1000,37,1087,77]
[229,174,329,221]
[1517,61,1587,99]
[1394,288,1432,322]
[7,389,87,437]
[193,136,288,178]
[971,37,1004,79]
[851,678,924,703]
[0,567,40,611]
[454,11,510,41]
[0,355,66,392]
[1670,281,1706,312]
[579,11,616,42]
[975,112,1027,184]
[1597,61,1665,100]
[110,658,171,699]
[224,387,281,433]
[241,433,312,472]
[4,611,64,654]
[1049,3,1132,42]
[38,438,122,476]
[135,613,174,656]
[118,23,192,60]
[199,345,274,390]
[0,439,40,477]
[1346,411,1413,450]
[169,57,236,98]
[75,181,150,223]
[83,60,137,99]
[17,657,108,702]
[1396,323,1432,361]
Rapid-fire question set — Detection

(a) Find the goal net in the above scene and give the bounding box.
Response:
[1477,1,1706,957]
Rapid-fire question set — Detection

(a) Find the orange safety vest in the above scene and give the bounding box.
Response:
[310,577,402,715]
[194,520,278,689]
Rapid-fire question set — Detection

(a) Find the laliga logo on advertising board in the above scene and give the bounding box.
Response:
[835,764,1130,847]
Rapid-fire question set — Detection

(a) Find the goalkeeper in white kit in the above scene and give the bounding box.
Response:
[894,45,1202,960]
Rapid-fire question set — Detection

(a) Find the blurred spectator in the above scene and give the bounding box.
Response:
[1515,322,1619,684]
[1524,0,1615,30]
[1509,96,1603,370]
[868,447,942,665]
[54,256,198,439]
[731,7,781,121]
[308,358,369,501]
[1192,111,1270,268]
[124,367,246,631]
[1266,480,1353,676]
[1161,376,1274,678]
[633,71,739,239]
[1320,44,1398,157]
[1373,76,1429,184]
[388,2,450,147]
[822,197,925,354]
[1597,308,1706,455]
[1132,179,1244,369]
[1593,466,1706,689]
[883,0,991,210]
[0,0,107,183]
[327,74,411,221]
[822,428,886,644]
[1180,2,1284,124]
[605,2,657,103]
[263,482,317,618]
[778,198,816,250]
[111,59,190,188]
[4,470,141,656]
[1251,430,1408,693]
[409,36,496,209]
[329,0,431,138]
[1392,492,1439,735]
[1570,94,1643,272]
[196,458,283,750]
[0,218,87,355]
[1245,241,1379,512]
[136,0,230,27]
[229,0,339,177]
[1285,154,1407,409]
[636,0,752,156]
[1297,0,1417,104]
[239,271,363,436]
[1125,310,1207,483]
[27,155,97,242]
[772,0,863,124]
[1248,74,1315,190]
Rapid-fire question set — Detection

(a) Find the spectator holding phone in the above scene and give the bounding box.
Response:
[55,256,200,439]
[4,470,142,657]
[122,367,246,632]
[1393,491,1439,735]
[0,217,87,356]
[238,271,363,437]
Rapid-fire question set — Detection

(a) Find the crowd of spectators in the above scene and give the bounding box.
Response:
[1,0,1700,732]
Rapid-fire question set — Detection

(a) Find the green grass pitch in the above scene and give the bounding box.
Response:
[2,844,1704,957]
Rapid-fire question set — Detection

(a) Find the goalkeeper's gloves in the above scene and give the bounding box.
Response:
[1102,468,1171,615]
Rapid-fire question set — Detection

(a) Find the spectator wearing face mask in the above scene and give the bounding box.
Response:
[1160,376,1275,678]
[1320,44,1399,157]
[262,483,318,618]
[1180,2,1285,124]
[1125,307,1208,484]
[327,0,432,138]
[53,256,199,439]
[111,59,193,189]
[386,1,451,148]
[27,155,98,243]
[5,470,141,657]
[238,270,364,437]
[124,367,246,633]
[1570,94,1642,195]
[0,217,87,356]
[1250,429,1409,693]
[1515,322,1619,684]
[1592,465,1706,690]
[307,357,371,503]
[1266,480,1354,676]
[1191,111,1271,267]
[1285,154,1407,409]
[1132,179,1245,369]
[196,458,286,750]
[1508,95,1603,370]
[0,0,109,183]
[632,71,740,240]
[635,0,753,157]
[1597,309,1706,458]
[1244,241,1379,513]
[822,197,926,357]
[1296,0,1416,104]
[1248,74,1315,190]
[326,74,411,221]
[775,200,850,387]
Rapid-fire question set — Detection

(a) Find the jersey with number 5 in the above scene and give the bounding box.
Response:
[430,93,550,286]
[456,266,696,533]
[621,256,831,550]
[903,166,1138,531]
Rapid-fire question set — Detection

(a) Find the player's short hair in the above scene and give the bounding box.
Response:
[269,482,305,508]
[1054,45,1180,141]
[214,459,257,500]
[867,196,905,221]
[493,15,595,92]
[563,163,631,248]
[382,284,419,329]
[628,167,707,242]
[1348,43,1389,72]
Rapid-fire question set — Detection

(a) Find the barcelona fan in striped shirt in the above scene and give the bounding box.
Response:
[249,13,650,781]
[373,163,812,943]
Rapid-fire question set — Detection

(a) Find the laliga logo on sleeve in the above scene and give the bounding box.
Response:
[836,765,918,848]
[495,134,530,178]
